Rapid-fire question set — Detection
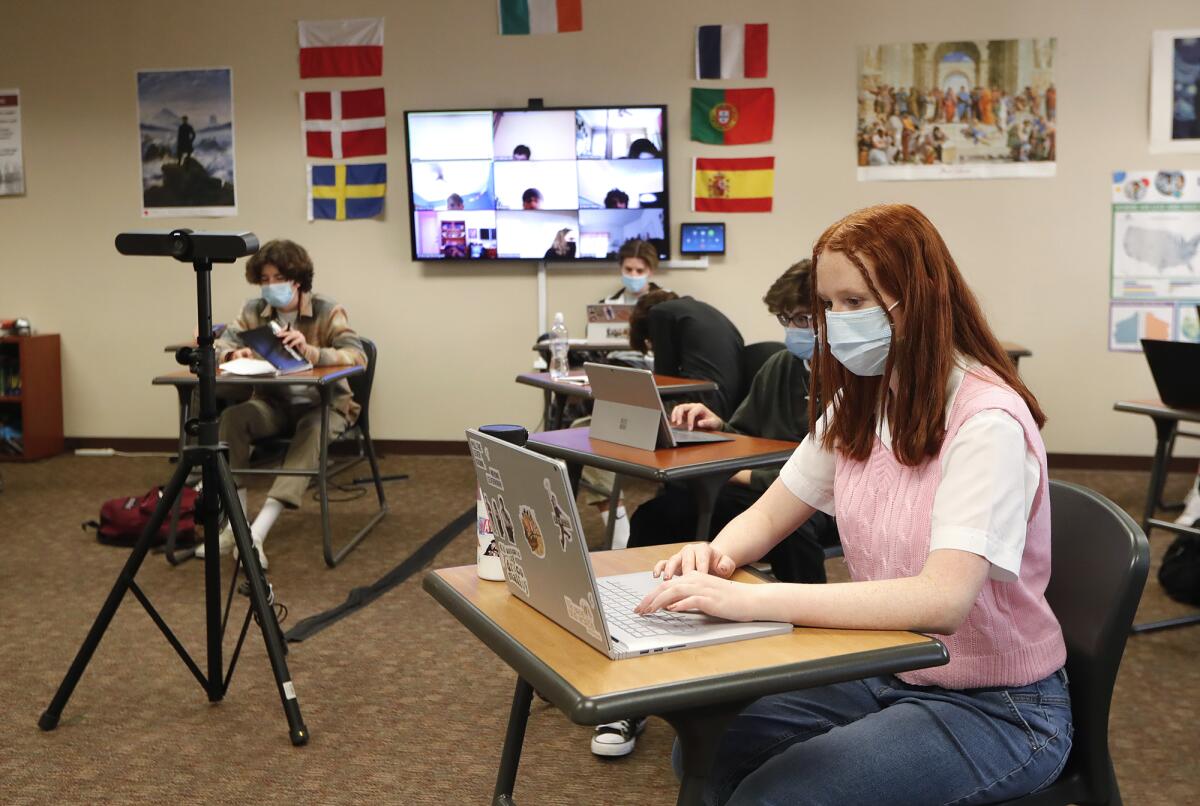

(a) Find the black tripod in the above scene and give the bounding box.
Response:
[39,230,308,746]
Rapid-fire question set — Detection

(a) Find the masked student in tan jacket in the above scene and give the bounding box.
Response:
[195,239,366,569]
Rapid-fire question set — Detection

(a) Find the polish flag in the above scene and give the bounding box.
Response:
[298,18,384,78]
[302,88,387,159]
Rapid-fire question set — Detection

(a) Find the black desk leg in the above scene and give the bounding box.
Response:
[493,677,534,806]
[688,474,734,540]
[661,699,754,806]
[552,392,567,431]
[566,462,583,497]
[1142,417,1178,534]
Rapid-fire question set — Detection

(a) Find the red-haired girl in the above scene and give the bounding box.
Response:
[637,204,1071,804]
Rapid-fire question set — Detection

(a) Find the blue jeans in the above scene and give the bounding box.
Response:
[673,669,1072,805]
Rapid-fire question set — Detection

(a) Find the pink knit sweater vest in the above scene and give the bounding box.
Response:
[833,369,1065,688]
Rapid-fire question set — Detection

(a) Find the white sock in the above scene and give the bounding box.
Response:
[611,506,630,551]
[251,497,285,543]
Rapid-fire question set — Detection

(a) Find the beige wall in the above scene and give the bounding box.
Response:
[1,0,1198,457]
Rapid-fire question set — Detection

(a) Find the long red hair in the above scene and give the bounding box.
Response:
[809,204,1045,466]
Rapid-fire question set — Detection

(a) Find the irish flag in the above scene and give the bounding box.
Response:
[692,157,775,213]
[298,18,384,78]
[498,0,582,35]
[691,88,774,144]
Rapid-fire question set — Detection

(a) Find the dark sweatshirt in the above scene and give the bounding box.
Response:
[721,349,812,492]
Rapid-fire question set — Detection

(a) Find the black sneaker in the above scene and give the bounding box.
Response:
[591,717,647,757]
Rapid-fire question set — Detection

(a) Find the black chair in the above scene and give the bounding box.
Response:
[738,341,785,408]
[244,336,388,567]
[319,336,389,566]
[998,480,1150,805]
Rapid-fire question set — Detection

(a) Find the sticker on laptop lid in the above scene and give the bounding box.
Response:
[498,541,530,597]
[486,494,517,544]
[468,437,487,470]
[518,504,546,558]
[543,479,575,551]
[484,466,504,491]
[564,591,603,641]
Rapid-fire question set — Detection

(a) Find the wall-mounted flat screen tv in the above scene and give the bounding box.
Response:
[404,105,669,262]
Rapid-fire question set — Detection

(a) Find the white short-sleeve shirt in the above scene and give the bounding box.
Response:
[779,359,1040,582]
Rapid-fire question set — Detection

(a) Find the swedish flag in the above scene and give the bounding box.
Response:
[308,163,386,221]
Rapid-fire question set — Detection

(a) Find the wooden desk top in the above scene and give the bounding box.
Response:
[1001,341,1031,359]
[1114,399,1200,423]
[531,340,630,353]
[527,427,798,482]
[152,365,364,387]
[515,371,718,399]
[424,544,946,724]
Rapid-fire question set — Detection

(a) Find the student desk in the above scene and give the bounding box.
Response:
[526,428,797,541]
[1114,399,1200,633]
[423,543,949,806]
[515,371,718,431]
[152,366,368,565]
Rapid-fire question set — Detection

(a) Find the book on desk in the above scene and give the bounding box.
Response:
[219,324,312,376]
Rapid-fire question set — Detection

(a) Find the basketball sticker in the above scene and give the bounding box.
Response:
[563,591,603,641]
[543,478,574,551]
[518,504,546,558]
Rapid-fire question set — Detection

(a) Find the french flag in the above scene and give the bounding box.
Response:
[298,18,384,79]
[302,88,387,159]
[695,24,769,80]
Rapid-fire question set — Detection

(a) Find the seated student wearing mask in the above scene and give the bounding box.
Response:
[601,238,665,304]
[195,239,367,570]
[570,238,672,550]
[592,261,834,760]
[628,260,837,584]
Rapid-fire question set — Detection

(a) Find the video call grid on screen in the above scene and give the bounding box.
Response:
[404,105,670,262]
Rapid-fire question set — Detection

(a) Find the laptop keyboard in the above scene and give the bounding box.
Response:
[597,577,701,637]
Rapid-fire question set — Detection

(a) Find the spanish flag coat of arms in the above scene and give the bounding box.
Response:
[692,157,774,213]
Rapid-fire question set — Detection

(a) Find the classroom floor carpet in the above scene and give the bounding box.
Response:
[0,453,1197,805]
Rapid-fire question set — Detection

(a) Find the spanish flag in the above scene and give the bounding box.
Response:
[692,157,774,213]
[308,163,386,221]
[691,88,774,144]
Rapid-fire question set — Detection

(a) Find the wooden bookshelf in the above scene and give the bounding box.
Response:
[0,334,64,461]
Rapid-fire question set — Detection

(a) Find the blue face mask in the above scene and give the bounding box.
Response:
[784,327,815,360]
[824,301,900,376]
[621,274,648,294]
[261,282,296,309]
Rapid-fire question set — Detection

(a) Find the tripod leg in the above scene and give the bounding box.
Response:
[40,455,197,731]
[214,453,309,746]
[199,447,225,701]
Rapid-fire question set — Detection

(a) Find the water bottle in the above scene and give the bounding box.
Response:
[549,312,569,380]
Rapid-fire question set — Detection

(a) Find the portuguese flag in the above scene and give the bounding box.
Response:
[691,87,774,145]
[692,157,775,213]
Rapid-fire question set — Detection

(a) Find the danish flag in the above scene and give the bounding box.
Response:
[301,88,387,159]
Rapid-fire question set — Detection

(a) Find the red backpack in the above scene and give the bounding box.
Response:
[83,487,199,547]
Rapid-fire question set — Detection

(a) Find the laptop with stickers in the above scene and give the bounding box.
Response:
[585,303,634,344]
[466,428,792,660]
[584,362,734,450]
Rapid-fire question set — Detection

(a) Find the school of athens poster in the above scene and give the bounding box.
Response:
[857,38,1056,181]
